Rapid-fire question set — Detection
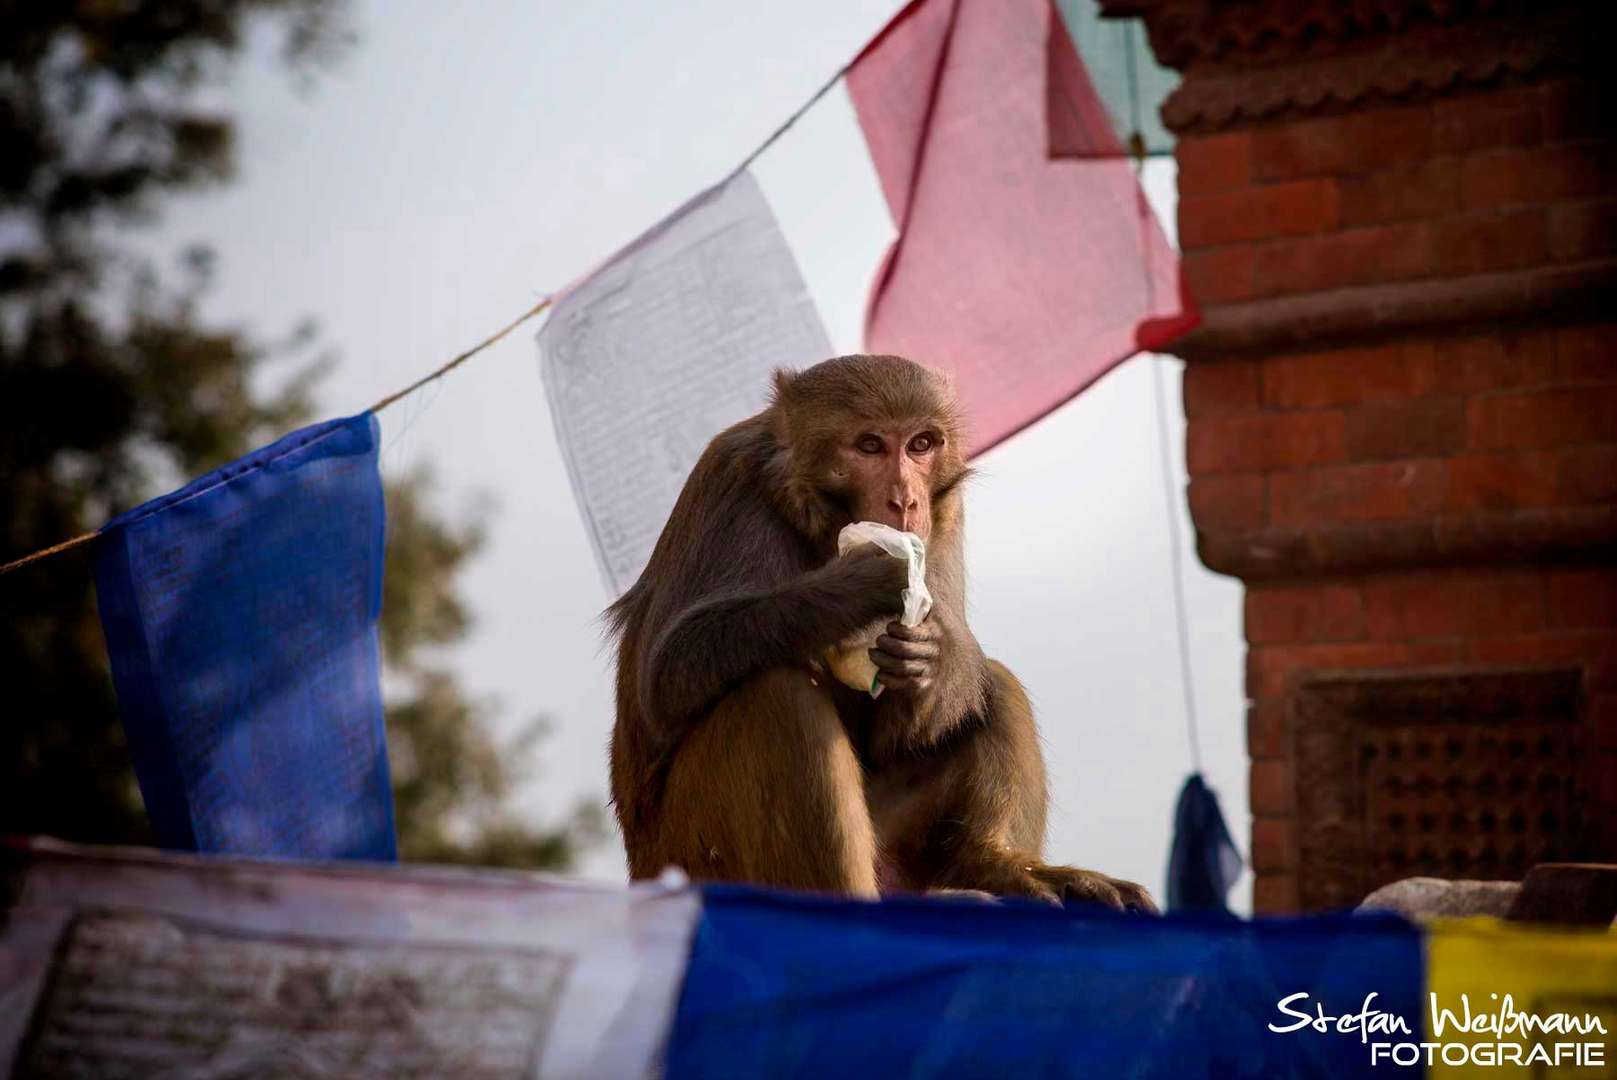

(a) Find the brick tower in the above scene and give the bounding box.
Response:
[1104,0,1616,912]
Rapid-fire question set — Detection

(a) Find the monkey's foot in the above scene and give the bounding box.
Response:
[947,859,1157,913]
[1029,864,1159,914]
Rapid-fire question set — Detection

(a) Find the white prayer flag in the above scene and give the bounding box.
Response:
[0,840,699,1080]
[537,170,833,594]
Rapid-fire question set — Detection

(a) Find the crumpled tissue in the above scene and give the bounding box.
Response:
[822,521,932,697]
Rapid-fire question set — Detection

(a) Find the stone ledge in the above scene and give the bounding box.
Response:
[1196,505,1617,582]
[1359,876,1522,921]
[1098,0,1596,75]
[1171,259,1617,362]
[1359,865,1617,926]
[1161,9,1593,133]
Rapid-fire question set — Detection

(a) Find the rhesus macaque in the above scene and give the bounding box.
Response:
[607,354,1155,910]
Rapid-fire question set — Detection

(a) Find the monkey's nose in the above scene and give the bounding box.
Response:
[888,494,919,531]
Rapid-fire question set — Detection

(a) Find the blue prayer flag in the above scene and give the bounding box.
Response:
[668,886,1423,1079]
[93,413,395,861]
[1168,772,1244,914]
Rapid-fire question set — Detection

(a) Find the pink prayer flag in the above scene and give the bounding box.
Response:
[847,0,1198,456]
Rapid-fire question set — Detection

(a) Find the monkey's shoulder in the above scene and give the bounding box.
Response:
[619,415,806,615]
[694,413,779,477]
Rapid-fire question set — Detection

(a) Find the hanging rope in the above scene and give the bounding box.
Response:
[0,531,102,576]
[0,295,554,577]
[1122,16,1205,773]
[1151,355,1205,774]
[367,294,551,414]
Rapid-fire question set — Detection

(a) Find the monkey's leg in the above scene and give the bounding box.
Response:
[653,667,880,898]
[895,660,1158,912]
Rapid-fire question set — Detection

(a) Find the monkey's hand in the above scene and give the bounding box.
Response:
[819,543,911,624]
[868,619,941,698]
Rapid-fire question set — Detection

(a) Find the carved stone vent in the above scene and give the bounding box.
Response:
[1292,667,1586,912]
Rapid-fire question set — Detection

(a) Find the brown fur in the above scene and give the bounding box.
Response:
[607,355,1154,910]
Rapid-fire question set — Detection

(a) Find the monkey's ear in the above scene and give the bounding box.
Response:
[934,463,976,500]
[769,367,797,407]
[767,368,799,446]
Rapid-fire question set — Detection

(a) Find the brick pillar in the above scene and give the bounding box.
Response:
[1107,0,1617,913]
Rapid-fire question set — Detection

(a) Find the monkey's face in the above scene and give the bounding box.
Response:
[825,419,947,541]
[772,355,968,545]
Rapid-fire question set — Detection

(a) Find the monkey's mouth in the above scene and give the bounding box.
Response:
[864,509,930,540]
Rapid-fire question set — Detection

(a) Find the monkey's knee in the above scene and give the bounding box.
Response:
[658,668,878,897]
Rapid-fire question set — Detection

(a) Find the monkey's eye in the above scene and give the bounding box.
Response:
[856,434,884,455]
[907,432,936,454]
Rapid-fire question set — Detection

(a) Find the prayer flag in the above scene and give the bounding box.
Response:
[1167,772,1243,914]
[847,0,1197,455]
[537,171,832,593]
[1425,916,1617,1077]
[1054,0,1178,159]
[93,413,395,861]
[666,886,1423,1078]
[13,845,1616,1077]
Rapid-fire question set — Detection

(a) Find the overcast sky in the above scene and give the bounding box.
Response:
[138,0,1250,907]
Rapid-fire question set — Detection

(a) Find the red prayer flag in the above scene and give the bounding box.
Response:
[847,0,1198,456]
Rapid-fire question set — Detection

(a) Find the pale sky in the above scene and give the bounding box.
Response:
[136,0,1250,907]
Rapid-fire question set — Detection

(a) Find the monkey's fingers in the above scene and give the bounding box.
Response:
[1027,864,1159,914]
[873,671,932,695]
[1063,875,1124,910]
[874,633,940,659]
[868,649,931,677]
[884,620,939,642]
[1108,878,1160,915]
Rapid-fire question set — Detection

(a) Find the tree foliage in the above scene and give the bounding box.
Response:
[0,0,597,870]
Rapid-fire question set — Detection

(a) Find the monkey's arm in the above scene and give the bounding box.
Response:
[641,546,907,743]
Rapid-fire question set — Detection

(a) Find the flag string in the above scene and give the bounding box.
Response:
[366,294,551,414]
[0,294,554,577]
[0,531,102,576]
[723,30,867,184]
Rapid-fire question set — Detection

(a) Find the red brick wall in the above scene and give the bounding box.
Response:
[1184,325,1617,537]
[1179,81,1612,307]
[1174,80,1617,913]
[1242,568,1617,912]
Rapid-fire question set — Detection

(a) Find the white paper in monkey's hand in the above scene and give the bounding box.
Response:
[824,522,932,697]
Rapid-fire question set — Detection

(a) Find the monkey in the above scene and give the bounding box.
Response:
[606,354,1155,911]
